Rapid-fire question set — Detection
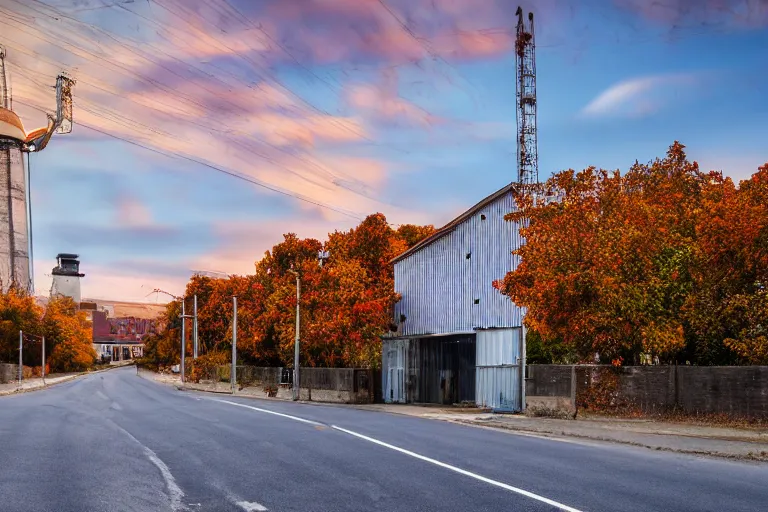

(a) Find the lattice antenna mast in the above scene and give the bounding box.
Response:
[515,7,538,185]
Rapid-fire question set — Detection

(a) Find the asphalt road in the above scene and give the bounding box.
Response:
[1,367,766,512]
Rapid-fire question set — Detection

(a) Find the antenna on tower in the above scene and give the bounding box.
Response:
[515,7,538,186]
[0,46,9,109]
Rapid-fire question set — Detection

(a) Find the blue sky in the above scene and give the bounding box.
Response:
[1,0,766,301]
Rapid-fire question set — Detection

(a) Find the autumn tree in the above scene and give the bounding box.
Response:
[42,296,97,372]
[496,142,706,363]
[687,166,768,364]
[141,300,182,368]
[0,286,43,363]
[396,223,436,249]
[152,214,434,370]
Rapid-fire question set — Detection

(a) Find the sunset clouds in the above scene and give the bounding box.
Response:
[2,0,765,300]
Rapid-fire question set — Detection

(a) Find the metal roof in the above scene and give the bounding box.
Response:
[390,182,518,264]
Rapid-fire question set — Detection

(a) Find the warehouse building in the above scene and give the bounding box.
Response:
[382,183,526,411]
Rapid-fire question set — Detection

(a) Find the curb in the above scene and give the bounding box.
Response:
[135,370,768,463]
[446,418,768,463]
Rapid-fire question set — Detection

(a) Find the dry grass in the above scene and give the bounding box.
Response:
[581,408,768,430]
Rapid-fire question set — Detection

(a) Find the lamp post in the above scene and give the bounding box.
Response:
[287,269,300,401]
[231,296,237,393]
[178,296,195,383]
[287,250,329,402]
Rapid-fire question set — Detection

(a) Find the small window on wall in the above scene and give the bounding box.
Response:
[474,298,480,305]
[466,252,471,259]
[480,214,486,220]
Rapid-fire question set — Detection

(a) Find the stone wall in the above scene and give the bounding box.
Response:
[526,364,768,419]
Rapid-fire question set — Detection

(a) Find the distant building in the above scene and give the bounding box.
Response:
[382,183,526,411]
[90,299,167,364]
[50,253,84,304]
[46,252,166,364]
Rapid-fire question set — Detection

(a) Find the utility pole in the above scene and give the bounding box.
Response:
[231,296,237,393]
[193,294,198,359]
[179,296,195,384]
[288,270,300,401]
[18,330,22,388]
[41,335,45,383]
[180,298,186,383]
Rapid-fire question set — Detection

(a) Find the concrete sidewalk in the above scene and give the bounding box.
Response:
[352,404,768,461]
[141,370,768,462]
[0,373,82,396]
[0,362,133,396]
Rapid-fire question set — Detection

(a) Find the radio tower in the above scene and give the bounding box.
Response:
[515,7,538,185]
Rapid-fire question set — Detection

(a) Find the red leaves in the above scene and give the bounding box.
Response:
[154,214,434,369]
[499,141,767,364]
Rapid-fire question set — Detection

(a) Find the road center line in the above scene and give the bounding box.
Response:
[213,399,323,426]
[235,501,268,511]
[113,424,186,511]
[331,425,584,512]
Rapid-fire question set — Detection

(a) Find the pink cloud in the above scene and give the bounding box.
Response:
[115,195,154,228]
[346,69,440,127]
[33,258,188,303]
[261,0,516,64]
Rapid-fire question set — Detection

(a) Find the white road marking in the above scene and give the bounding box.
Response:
[209,398,581,511]
[212,399,323,426]
[96,390,108,400]
[331,425,584,512]
[235,501,268,511]
[114,424,186,511]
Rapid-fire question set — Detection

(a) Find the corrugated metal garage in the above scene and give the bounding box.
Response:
[383,183,526,411]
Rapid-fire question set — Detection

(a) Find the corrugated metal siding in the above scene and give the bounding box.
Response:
[394,192,524,336]
[476,367,521,411]
[382,338,407,403]
[475,328,522,411]
[476,328,521,366]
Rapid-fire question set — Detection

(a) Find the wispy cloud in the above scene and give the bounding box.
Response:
[614,0,768,29]
[580,73,699,118]
[0,0,524,226]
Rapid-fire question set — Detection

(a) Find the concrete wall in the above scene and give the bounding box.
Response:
[0,363,18,384]
[677,366,768,418]
[185,365,378,404]
[525,365,576,417]
[526,364,768,419]
[51,274,81,304]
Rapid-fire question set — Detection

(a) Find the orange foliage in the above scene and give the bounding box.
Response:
[0,290,97,372]
[43,296,97,372]
[0,286,43,363]
[497,142,768,365]
[157,214,434,369]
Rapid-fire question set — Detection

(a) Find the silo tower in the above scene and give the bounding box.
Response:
[0,47,75,293]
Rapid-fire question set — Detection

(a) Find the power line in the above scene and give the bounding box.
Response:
[72,119,367,221]
[0,8,387,204]
[15,99,364,220]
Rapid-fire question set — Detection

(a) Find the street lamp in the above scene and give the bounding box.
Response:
[288,249,329,402]
[287,268,300,401]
